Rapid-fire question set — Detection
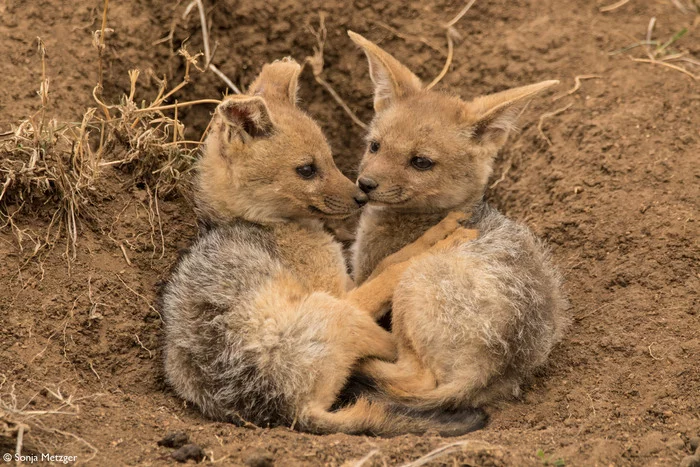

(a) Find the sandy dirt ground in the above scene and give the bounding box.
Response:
[1,0,698,465]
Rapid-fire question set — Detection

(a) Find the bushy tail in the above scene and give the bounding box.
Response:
[347,358,487,412]
[380,382,473,411]
[300,397,487,437]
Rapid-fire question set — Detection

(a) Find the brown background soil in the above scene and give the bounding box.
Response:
[1,0,698,465]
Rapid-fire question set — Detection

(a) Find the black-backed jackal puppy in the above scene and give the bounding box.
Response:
[161,58,486,435]
[347,32,571,409]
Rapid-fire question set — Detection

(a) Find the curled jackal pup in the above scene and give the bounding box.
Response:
[161,58,486,435]
[348,32,570,408]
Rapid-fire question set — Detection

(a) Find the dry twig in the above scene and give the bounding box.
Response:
[305,14,368,130]
[184,0,241,93]
[426,0,477,90]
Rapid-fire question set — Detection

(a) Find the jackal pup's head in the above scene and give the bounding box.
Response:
[196,57,367,224]
[348,31,558,213]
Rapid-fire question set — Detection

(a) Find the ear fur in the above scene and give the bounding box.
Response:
[347,31,422,112]
[247,57,302,106]
[217,96,273,140]
[466,80,560,146]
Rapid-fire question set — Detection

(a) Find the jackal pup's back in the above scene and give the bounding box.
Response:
[348,32,570,409]
[161,58,485,435]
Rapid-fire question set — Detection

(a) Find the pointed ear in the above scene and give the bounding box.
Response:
[347,31,422,112]
[217,96,273,140]
[247,57,301,106]
[465,80,559,147]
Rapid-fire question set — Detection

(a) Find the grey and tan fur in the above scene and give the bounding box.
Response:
[348,32,570,409]
[161,57,486,435]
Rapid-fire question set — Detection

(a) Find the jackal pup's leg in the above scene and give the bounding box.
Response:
[347,220,478,319]
[365,211,471,282]
[355,228,482,400]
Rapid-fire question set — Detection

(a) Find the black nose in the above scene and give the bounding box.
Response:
[358,177,378,193]
[354,192,368,207]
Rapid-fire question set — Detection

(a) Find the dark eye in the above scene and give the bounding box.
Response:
[368,141,380,153]
[411,156,434,171]
[296,164,317,179]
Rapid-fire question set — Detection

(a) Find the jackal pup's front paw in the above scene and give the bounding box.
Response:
[429,227,479,253]
[417,211,470,247]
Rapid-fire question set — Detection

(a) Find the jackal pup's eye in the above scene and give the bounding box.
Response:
[368,141,380,153]
[410,156,434,171]
[296,164,317,179]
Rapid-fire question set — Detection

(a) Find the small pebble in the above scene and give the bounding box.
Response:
[244,448,275,467]
[157,431,189,449]
[171,444,205,463]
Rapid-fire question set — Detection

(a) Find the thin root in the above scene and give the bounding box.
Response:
[537,103,573,146]
[305,14,368,130]
[552,75,602,101]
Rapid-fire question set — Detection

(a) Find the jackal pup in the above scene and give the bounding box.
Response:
[348,32,570,408]
[161,58,485,435]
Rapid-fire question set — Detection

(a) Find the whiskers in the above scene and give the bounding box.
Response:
[371,186,407,204]
[321,195,354,216]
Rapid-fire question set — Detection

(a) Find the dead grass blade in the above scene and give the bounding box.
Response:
[305,14,368,131]
[399,441,470,467]
[630,57,698,80]
[399,440,507,467]
[613,18,698,81]
[426,0,477,90]
[599,0,631,12]
[184,0,241,93]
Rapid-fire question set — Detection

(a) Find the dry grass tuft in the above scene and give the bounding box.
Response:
[1,7,221,263]
[97,47,209,197]
[0,39,100,260]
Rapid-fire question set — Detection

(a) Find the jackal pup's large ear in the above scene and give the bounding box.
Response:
[247,57,302,106]
[347,31,422,112]
[465,80,560,148]
[216,96,273,141]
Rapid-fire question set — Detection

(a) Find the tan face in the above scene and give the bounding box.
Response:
[348,31,558,214]
[197,58,367,223]
[357,93,492,212]
[225,106,367,220]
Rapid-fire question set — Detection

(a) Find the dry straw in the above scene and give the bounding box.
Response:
[0,0,226,263]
